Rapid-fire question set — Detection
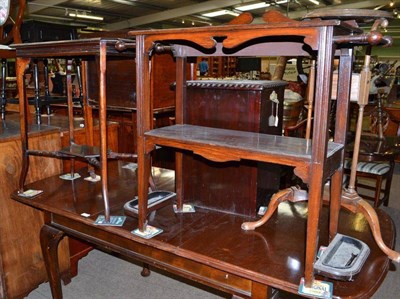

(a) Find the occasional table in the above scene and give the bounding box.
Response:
[11,162,395,299]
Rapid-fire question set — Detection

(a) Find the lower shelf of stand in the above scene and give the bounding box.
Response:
[7,95,82,106]
[59,143,100,158]
[10,161,393,298]
[145,125,343,179]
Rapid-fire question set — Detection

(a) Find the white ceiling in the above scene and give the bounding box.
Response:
[23,0,400,34]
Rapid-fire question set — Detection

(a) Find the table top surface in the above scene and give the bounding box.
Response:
[385,101,400,123]
[0,117,59,142]
[11,161,395,298]
[346,132,400,160]
[12,37,135,58]
[12,37,127,48]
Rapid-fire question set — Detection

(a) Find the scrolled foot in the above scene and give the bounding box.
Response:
[358,199,400,262]
[241,187,299,231]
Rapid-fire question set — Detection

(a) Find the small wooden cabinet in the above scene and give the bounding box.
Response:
[182,80,286,216]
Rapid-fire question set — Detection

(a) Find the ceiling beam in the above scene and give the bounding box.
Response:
[261,0,394,20]
[104,0,256,30]
[104,0,395,30]
[28,0,69,14]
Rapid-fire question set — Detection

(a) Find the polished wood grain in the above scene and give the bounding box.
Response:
[385,101,400,139]
[86,53,176,110]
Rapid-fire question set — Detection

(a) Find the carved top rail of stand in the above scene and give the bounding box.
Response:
[121,12,392,63]
[126,10,370,52]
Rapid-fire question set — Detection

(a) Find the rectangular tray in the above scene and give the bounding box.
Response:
[314,233,370,281]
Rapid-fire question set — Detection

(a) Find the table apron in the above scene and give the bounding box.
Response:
[50,214,259,298]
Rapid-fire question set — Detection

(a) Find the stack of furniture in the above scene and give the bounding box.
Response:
[8,9,400,299]
[1,0,83,124]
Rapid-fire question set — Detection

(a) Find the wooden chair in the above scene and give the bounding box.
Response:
[1,0,82,124]
[344,152,395,207]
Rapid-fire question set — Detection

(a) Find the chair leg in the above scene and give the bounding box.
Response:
[1,58,7,120]
[33,59,42,124]
[383,182,391,207]
[374,176,383,208]
[383,161,395,207]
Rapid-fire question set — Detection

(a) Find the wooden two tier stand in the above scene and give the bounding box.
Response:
[131,9,398,292]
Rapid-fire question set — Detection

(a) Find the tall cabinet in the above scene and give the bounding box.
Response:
[131,11,365,287]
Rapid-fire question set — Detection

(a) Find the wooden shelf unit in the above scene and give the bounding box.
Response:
[130,13,364,287]
[203,56,237,78]
[8,11,396,299]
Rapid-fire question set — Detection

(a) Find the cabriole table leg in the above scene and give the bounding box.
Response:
[40,224,65,299]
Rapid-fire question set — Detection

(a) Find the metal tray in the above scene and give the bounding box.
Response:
[314,233,370,281]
